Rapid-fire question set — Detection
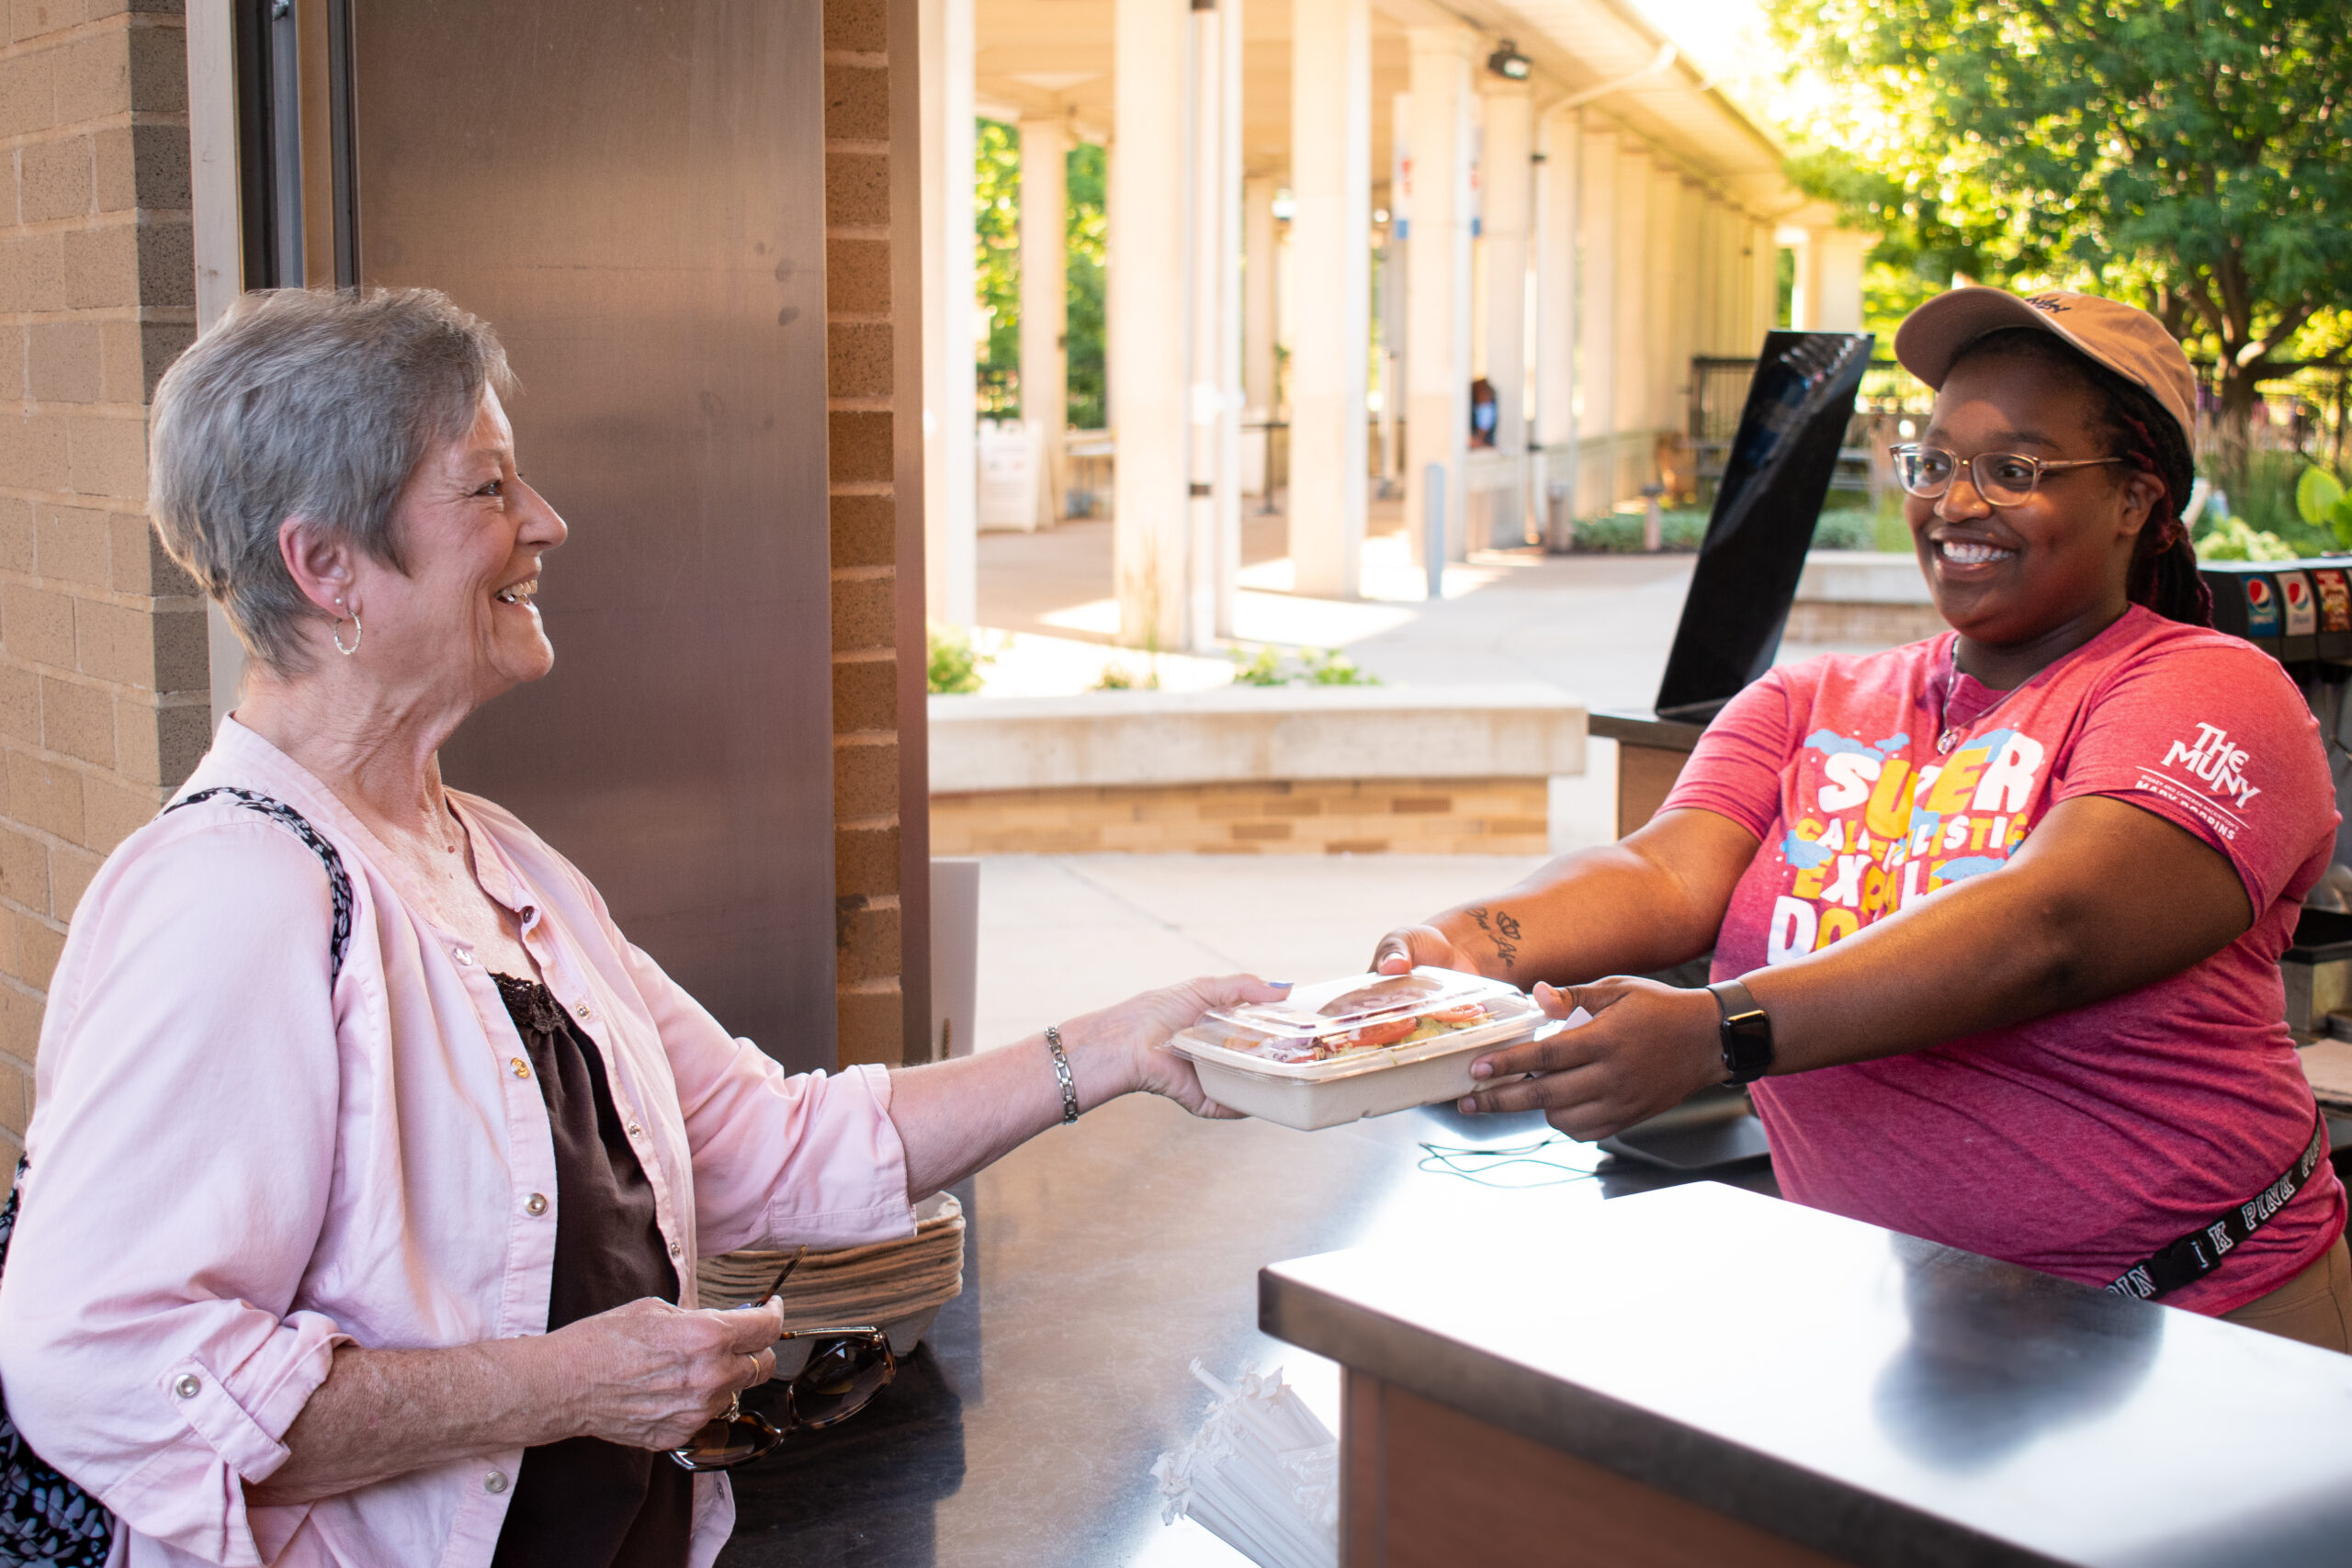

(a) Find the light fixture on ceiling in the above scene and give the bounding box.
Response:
[1486,39,1532,82]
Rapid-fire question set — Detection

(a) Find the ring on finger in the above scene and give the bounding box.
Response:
[745,1352,763,1385]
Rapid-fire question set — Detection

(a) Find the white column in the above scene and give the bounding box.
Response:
[1478,79,1532,468]
[921,0,977,624]
[1789,225,1816,329]
[1289,0,1371,599]
[1754,218,1779,340]
[1668,177,1703,447]
[1611,143,1649,504]
[1018,117,1070,530]
[1243,175,1280,417]
[1376,230,1400,485]
[1645,164,1678,437]
[1175,0,1241,648]
[1533,106,1579,529]
[1713,199,1739,354]
[1694,194,1720,358]
[1382,90,1409,487]
[1575,124,1616,518]
[1731,213,1753,350]
[1811,226,1868,333]
[1405,28,1476,569]
[1212,0,1245,637]
[1112,0,1190,649]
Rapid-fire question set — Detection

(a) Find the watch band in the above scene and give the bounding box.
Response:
[1707,978,1775,1086]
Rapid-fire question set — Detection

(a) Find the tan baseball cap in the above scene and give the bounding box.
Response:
[1894,287,2199,450]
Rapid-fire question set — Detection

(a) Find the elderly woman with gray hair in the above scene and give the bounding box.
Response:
[0,288,1281,1568]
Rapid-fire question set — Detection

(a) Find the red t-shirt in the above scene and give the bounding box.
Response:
[1661,604,2345,1313]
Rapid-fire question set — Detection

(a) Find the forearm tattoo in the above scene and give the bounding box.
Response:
[1464,905,1522,971]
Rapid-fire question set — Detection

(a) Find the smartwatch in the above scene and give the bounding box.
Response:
[1707,978,1774,1085]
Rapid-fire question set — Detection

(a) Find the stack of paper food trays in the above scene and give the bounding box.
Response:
[698,1190,964,1367]
[2299,1037,2352,1113]
[1167,967,1544,1131]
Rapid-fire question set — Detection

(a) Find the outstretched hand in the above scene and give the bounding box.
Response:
[1064,973,1292,1119]
[1456,976,1724,1141]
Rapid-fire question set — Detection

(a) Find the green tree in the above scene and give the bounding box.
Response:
[1066,141,1108,430]
[1772,0,2352,485]
[975,118,1021,415]
[972,124,1107,429]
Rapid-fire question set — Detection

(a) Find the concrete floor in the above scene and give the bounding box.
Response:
[970,499,1708,710]
[958,501,1886,1041]
[969,852,1547,1050]
[946,512,1852,1563]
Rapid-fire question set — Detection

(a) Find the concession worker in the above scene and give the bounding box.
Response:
[1374,289,2352,1348]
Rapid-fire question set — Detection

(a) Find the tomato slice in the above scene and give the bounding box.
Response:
[1340,1016,1419,1049]
[1429,1002,1487,1025]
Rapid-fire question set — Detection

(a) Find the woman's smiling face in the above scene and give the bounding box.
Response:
[1907,349,2162,653]
[359,386,569,705]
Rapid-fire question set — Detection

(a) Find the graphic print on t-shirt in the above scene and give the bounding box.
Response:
[1658,609,2344,1312]
[1766,724,2048,963]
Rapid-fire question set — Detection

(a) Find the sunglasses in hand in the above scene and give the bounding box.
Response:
[667,1247,898,1472]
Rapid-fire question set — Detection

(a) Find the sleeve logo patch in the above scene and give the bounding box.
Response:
[2161,722,2261,810]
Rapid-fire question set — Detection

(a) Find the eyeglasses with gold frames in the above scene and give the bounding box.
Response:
[1889,444,2127,507]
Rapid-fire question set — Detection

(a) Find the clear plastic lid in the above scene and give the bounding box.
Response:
[1176,967,1538,1073]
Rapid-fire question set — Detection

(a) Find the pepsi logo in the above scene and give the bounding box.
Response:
[2247,579,2274,605]
[2286,578,2311,607]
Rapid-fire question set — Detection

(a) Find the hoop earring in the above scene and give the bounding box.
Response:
[332,612,363,657]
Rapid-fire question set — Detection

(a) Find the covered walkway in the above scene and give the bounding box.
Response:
[920,0,1870,653]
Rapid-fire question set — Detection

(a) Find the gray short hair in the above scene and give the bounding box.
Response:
[148,288,514,674]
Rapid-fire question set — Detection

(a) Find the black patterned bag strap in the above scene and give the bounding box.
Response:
[0,790,356,1563]
[0,1157,113,1568]
[164,787,354,986]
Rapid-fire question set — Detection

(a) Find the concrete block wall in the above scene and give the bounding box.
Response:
[929,778,1553,857]
[0,0,198,1149]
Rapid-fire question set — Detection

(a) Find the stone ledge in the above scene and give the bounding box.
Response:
[929,776,1551,856]
[928,682,1587,794]
[1795,549,1932,605]
[1790,550,1943,648]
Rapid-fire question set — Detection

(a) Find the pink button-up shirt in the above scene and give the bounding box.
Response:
[0,718,915,1567]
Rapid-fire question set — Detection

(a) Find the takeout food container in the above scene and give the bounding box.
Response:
[1168,967,1543,1131]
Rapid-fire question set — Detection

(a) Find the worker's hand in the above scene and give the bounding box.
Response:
[546,1295,785,1450]
[1370,920,1477,977]
[1457,977,1723,1141]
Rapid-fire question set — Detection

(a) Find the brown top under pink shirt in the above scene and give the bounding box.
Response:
[1663,603,2346,1314]
[0,719,916,1568]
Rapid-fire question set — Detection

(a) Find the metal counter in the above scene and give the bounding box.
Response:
[716,1094,1758,1566]
[1264,1180,2352,1568]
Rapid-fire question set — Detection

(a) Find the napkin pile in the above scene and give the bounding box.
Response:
[1152,1361,1338,1568]
[695,1190,965,1348]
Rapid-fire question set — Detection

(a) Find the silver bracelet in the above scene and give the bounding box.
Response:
[1044,1024,1080,1125]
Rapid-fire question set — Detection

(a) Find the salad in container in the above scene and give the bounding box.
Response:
[1168,967,1545,1130]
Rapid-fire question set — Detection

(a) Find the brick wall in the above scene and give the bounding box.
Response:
[930,777,1553,856]
[0,0,198,1150]
[825,0,927,1069]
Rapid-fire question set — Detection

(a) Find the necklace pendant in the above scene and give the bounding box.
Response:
[1936,728,1959,754]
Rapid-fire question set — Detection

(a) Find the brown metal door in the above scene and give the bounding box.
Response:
[348,0,837,1068]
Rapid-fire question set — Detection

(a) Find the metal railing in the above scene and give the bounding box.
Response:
[1689,355,1931,501]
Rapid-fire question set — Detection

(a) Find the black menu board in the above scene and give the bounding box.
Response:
[1655,331,1877,723]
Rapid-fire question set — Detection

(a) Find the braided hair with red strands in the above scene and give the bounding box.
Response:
[1950,328,2212,628]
